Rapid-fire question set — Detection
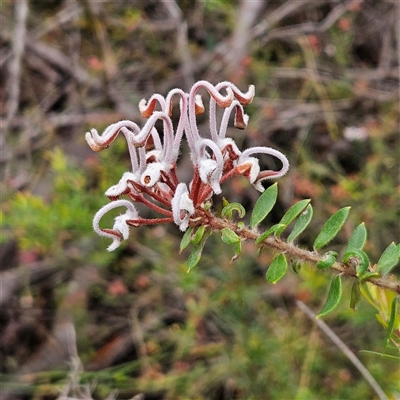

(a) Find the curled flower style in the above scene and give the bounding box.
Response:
[92,200,139,251]
[86,80,290,250]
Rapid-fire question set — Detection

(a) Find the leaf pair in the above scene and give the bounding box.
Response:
[180,226,211,272]
[252,183,312,243]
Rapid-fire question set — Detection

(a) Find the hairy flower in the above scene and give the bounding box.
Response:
[86,80,290,249]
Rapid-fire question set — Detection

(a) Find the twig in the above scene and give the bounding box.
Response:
[6,0,29,128]
[223,0,264,79]
[161,0,194,90]
[206,215,400,295]
[79,0,139,119]
[296,300,389,400]
[250,0,315,39]
[258,0,363,45]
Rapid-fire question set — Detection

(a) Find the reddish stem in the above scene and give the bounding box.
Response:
[127,217,173,227]
[128,193,172,216]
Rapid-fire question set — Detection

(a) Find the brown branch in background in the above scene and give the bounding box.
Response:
[79,0,138,119]
[5,0,29,128]
[221,0,264,81]
[258,0,363,45]
[161,0,194,90]
[250,0,313,39]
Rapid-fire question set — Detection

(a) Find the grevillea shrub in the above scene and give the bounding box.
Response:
[86,80,399,343]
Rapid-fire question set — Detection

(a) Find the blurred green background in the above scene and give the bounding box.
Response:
[1,1,399,399]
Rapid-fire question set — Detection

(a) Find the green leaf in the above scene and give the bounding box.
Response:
[343,249,370,276]
[359,272,380,283]
[350,280,361,311]
[287,204,314,242]
[385,297,398,348]
[275,199,310,236]
[250,183,278,229]
[235,241,242,256]
[192,225,206,245]
[187,235,208,272]
[221,202,246,219]
[180,227,194,253]
[255,224,286,244]
[292,260,302,274]
[221,227,240,245]
[376,242,400,276]
[317,251,338,269]
[313,207,351,250]
[345,223,367,252]
[266,254,288,284]
[317,275,342,318]
[359,350,400,361]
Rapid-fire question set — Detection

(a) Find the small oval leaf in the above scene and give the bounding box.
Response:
[250,183,278,229]
[234,241,242,256]
[350,280,361,311]
[317,275,342,318]
[266,254,288,284]
[313,207,351,250]
[376,242,400,276]
[275,199,311,236]
[343,249,370,276]
[192,225,206,245]
[187,235,208,272]
[221,227,241,245]
[359,272,380,283]
[287,204,314,242]
[221,202,246,219]
[385,297,398,348]
[345,223,367,253]
[317,251,338,269]
[180,227,194,252]
[255,224,286,244]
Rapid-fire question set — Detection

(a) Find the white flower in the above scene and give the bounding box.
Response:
[105,172,138,198]
[199,159,222,195]
[171,183,195,231]
[140,163,165,187]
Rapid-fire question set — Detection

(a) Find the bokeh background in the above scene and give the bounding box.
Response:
[1,0,399,399]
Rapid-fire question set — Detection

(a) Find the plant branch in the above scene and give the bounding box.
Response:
[205,214,400,295]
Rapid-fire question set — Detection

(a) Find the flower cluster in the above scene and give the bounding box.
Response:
[86,80,289,251]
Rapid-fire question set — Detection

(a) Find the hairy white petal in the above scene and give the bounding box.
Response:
[218,138,241,159]
[140,163,165,187]
[238,156,260,183]
[107,238,122,252]
[199,159,217,182]
[105,172,138,198]
[92,200,138,251]
[199,159,222,195]
[107,206,139,251]
[171,183,194,231]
